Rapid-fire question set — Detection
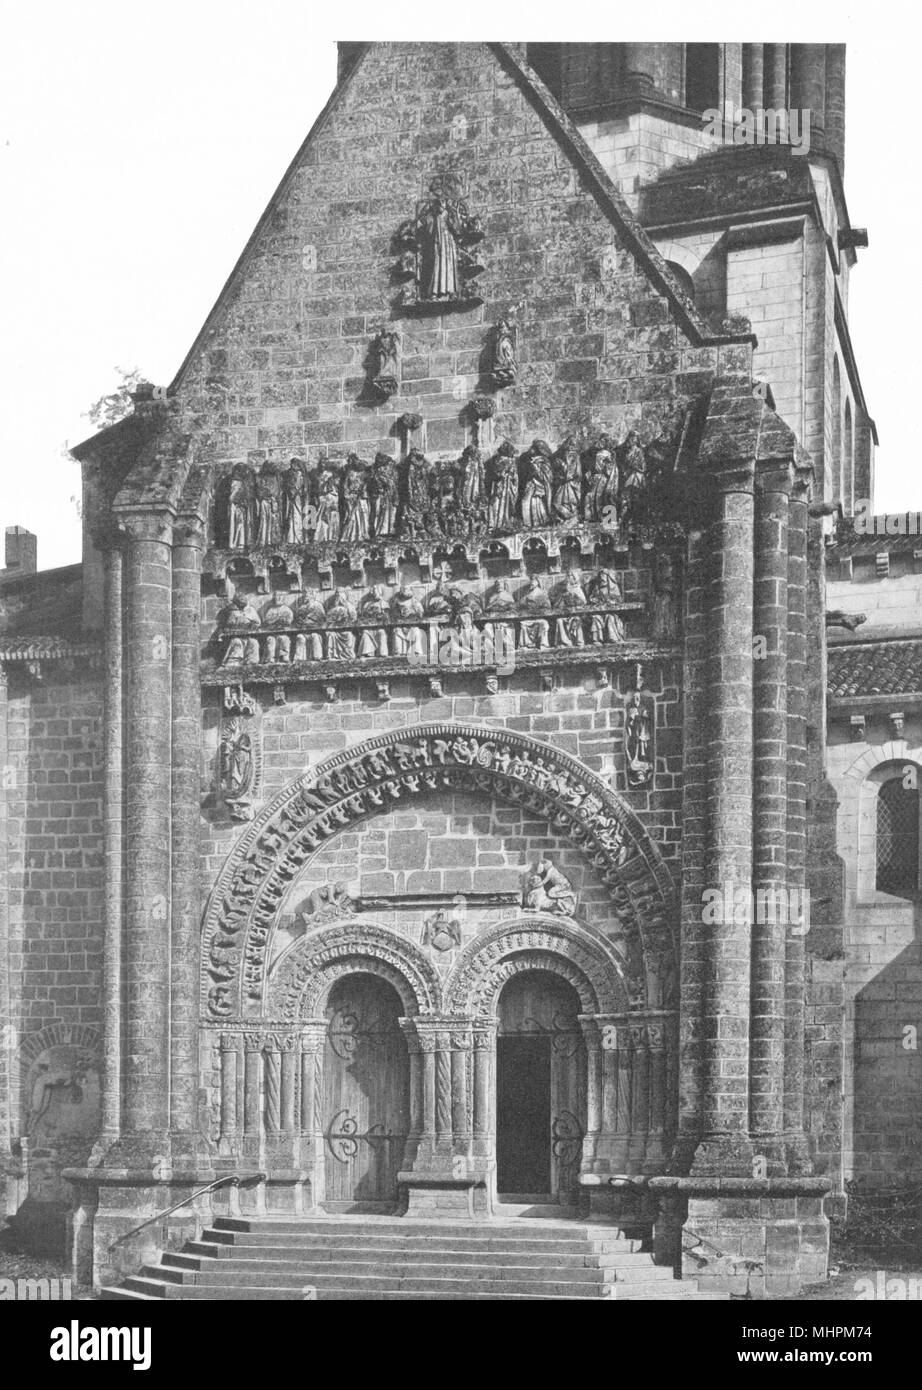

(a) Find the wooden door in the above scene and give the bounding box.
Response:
[322,974,409,1209]
[496,970,587,1202]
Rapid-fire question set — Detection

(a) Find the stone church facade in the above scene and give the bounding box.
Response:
[0,41,906,1298]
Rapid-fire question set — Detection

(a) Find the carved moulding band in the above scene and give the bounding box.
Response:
[268,920,442,1022]
[442,916,628,1017]
[199,722,677,1021]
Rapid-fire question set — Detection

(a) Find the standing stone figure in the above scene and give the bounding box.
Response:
[552,437,582,522]
[281,459,308,544]
[370,327,400,398]
[390,583,425,658]
[314,463,342,544]
[651,550,679,641]
[219,716,254,800]
[458,445,484,510]
[369,453,399,538]
[227,465,254,549]
[520,440,554,528]
[487,443,518,531]
[418,181,462,300]
[582,439,619,522]
[341,457,371,543]
[618,430,647,520]
[625,689,654,787]
[255,462,282,547]
[400,450,435,538]
[490,319,517,387]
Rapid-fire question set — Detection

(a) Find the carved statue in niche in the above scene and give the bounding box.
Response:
[651,550,679,641]
[219,715,254,802]
[618,430,647,521]
[292,591,326,660]
[487,442,518,531]
[370,327,399,400]
[358,585,389,658]
[588,567,625,644]
[369,452,399,538]
[399,449,435,539]
[255,462,282,547]
[325,589,357,660]
[390,583,425,658]
[220,593,262,663]
[421,909,462,952]
[262,592,294,662]
[625,685,655,788]
[281,458,308,544]
[227,464,254,549]
[399,172,484,306]
[522,858,577,916]
[314,462,342,544]
[553,570,587,648]
[520,440,554,528]
[490,319,517,387]
[519,575,551,650]
[552,436,582,522]
[341,456,371,543]
[582,438,619,522]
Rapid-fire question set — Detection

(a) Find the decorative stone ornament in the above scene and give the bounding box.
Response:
[490,319,517,387]
[395,172,485,308]
[624,664,655,788]
[369,327,400,400]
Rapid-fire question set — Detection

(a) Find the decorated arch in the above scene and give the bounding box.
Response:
[200,722,677,1021]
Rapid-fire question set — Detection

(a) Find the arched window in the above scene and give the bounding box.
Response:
[876,776,921,896]
[844,399,854,515]
[831,356,842,504]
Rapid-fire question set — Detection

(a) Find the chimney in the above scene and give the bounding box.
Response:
[4,526,37,576]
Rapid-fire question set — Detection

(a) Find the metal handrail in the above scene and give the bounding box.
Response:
[108,1171,266,1250]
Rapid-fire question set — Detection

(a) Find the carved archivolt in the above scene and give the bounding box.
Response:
[268,921,442,1020]
[443,917,628,1016]
[199,722,677,1021]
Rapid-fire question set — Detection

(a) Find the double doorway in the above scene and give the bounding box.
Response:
[320,968,587,1209]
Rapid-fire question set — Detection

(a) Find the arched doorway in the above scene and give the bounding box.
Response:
[322,973,410,1212]
[495,970,587,1204]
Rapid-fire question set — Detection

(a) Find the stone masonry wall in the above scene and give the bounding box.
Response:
[169,41,733,487]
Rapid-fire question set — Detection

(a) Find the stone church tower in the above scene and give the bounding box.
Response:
[0,41,881,1297]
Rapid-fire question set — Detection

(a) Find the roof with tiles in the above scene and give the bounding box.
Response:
[828,639,922,700]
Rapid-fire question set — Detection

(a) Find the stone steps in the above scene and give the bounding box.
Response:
[99,1214,728,1301]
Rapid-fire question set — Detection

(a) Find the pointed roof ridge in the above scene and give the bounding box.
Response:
[75,41,756,463]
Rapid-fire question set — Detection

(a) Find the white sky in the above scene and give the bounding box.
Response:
[1,1,917,572]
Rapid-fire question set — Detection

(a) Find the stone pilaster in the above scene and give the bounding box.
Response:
[784,468,813,1172]
[110,509,174,1164]
[749,463,793,1171]
[99,540,124,1146]
[675,527,709,1172]
[692,460,756,1176]
[169,517,205,1156]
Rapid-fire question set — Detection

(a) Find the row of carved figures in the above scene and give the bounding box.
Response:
[218,429,672,550]
[216,566,682,664]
